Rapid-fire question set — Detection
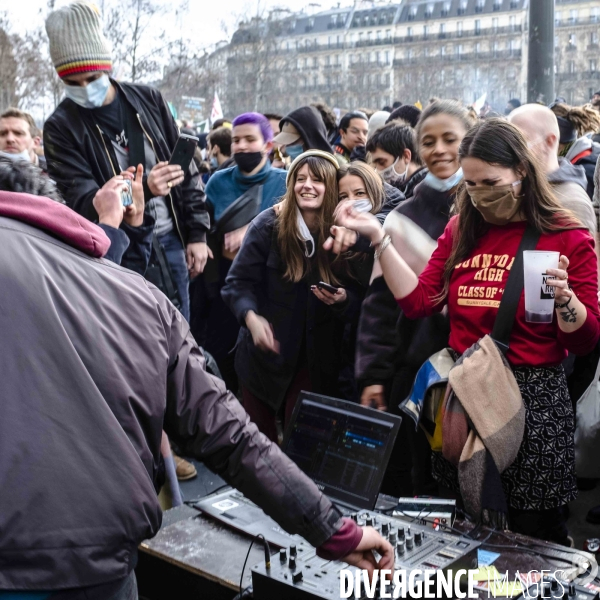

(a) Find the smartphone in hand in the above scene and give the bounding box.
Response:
[317,281,339,294]
[169,134,199,174]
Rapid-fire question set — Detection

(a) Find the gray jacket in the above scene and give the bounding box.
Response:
[548,158,596,234]
[0,214,341,591]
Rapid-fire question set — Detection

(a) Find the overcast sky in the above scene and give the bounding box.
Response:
[0,0,350,48]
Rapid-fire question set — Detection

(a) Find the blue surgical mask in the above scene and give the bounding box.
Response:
[63,74,111,109]
[210,156,219,169]
[286,144,304,160]
[423,167,463,192]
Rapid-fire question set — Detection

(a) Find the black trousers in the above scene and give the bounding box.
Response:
[380,366,437,498]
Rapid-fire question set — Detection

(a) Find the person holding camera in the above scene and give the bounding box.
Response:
[221,150,362,442]
[43,1,210,322]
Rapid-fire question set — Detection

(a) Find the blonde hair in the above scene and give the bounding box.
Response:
[277,156,342,284]
[550,102,600,137]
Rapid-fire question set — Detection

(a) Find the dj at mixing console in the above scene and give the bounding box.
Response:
[252,511,480,599]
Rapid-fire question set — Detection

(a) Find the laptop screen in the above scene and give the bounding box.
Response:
[282,392,401,511]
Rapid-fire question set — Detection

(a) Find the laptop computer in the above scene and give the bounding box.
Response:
[195,391,402,547]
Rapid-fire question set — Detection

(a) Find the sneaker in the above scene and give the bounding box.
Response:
[173,454,197,481]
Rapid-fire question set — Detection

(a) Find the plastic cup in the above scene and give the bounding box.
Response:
[523,251,559,323]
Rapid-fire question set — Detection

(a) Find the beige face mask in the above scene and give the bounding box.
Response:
[467,180,523,226]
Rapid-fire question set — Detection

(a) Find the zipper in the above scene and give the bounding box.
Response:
[136,113,184,245]
[96,124,118,178]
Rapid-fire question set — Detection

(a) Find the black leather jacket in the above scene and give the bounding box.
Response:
[44,80,209,244]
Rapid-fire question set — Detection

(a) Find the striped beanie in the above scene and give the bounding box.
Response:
[45,1,112,79]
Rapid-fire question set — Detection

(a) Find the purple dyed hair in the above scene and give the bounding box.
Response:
[232,112,273,143]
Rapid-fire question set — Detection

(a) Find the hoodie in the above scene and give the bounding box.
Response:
[564,136,600,199]
[281,106,333,154]
[548,158,596,234]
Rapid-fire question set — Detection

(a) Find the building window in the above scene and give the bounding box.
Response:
[313,57,318,67]
[441,1,450,17]
[591,31,599,46]
[456,44,463,56]
[425,3,434,18]
[568,33,577,48]
[555,11,562,25]
[509,15,516,31]
[408,6,417,21]
[591,59,598,72]
[492,40,499,56]
[423,25,429,39]
[475,42,481,54]
[440,23,446,38]
[377,30,382,40]
[367,31,372,41]
[492,17,498,32]
[475,20,481,35]
[493,0,501,11]
[457,21,463,37]
[385,29,392,40]
[569,9,578,24]
[458,0,467,16]
[475,0,484,14]
[568,60,575,74]
[385,50,390,64]
[592,8,599,23]
[407,26,413,40]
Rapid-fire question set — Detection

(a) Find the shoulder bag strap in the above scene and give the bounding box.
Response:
[491,224,541,354]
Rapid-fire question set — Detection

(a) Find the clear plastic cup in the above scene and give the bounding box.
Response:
[523,251,559,323]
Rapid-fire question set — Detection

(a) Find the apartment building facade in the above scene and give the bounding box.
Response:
[210,0,599,116]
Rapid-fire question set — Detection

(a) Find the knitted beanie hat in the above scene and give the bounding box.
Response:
[45,1,112,79]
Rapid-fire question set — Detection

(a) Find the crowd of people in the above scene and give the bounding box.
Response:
[3,1,600,598]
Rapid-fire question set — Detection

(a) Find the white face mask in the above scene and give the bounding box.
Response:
[63,74,111,109]
[0,149,31,163]
[296,207,315,257]
[380,157,409,184]
[353,198,373,213]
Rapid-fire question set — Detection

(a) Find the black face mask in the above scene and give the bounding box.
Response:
[234,151,264,173]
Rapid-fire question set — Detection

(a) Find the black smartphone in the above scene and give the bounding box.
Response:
[169,133,199,173]
[317,281,339,294]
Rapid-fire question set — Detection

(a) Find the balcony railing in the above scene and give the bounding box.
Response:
[392,48,521,65]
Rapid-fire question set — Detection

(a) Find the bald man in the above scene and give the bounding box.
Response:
[509,103,596,235]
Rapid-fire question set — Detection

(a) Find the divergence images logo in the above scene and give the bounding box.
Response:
[540,274,555,300]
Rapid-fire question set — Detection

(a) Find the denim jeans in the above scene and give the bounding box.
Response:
[157,230,190,322]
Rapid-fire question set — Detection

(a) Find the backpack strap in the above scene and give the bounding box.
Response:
[491,224,541,354]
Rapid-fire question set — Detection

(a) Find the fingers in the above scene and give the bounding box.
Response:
[311,286,335,305]
[207,246,214,260]
[323,236,334,251]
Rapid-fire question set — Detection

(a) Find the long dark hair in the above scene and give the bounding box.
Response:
[439,118,581,300]
[277,155,341,284]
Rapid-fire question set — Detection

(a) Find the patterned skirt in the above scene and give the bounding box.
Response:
[432,365,577,511]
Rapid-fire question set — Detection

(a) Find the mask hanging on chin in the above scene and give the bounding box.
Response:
[0,149,31,163]
[423,167,463,192]
[233,150,264,173]
[63,73,111,109]
[296,207,315,257]
[468,180,523,226]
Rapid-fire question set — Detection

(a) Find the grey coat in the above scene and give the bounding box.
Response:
[0,214,341,591]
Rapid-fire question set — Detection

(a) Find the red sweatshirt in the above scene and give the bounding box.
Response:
[397,217,600,366]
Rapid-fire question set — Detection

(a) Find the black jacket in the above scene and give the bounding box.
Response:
[282,106,333,153]
[356,181,453,394]
[222,209,361,410]
[44,80,210,244]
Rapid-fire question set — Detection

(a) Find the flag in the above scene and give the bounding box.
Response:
[211,92,223,123]
[473,93,487,112]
